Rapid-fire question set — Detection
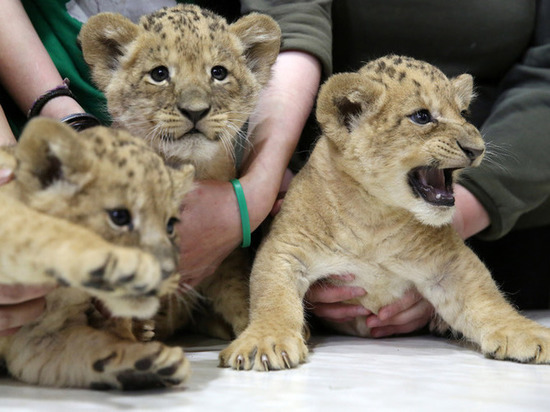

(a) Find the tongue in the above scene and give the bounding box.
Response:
[416,168,454,206]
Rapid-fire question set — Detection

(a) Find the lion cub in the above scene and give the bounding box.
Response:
[0,118,194,388]
[80,4,281,339]
[220,55,550,370]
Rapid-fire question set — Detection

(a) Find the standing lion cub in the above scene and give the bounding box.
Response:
[220,55,550,370]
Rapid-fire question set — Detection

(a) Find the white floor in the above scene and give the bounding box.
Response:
[2,311,550,412]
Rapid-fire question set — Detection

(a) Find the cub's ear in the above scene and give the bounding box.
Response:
[79,13,139,91]
[15,118,93,192]
[230,13,281,87]
[169,164,196,202]
[316,72,386,139]
[451,73,475,110]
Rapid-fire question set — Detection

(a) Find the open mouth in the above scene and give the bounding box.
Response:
[407,166,459,207]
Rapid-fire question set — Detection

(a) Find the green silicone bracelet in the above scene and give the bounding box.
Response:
[230,179,251,248]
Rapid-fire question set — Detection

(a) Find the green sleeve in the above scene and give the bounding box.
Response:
[240,0,333,76]
[21,0,109,127]
[459,2,550,240]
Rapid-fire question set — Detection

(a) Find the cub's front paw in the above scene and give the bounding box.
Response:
[219,328,308,371]
[80,247,162,297]
[481,323,550,364]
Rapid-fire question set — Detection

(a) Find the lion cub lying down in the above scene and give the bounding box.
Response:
[220,55,550,370]
[0,118,194,389]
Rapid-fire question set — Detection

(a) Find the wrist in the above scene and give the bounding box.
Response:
[239,170,280,231]
[452,184,490,239]
[40,96,85,120]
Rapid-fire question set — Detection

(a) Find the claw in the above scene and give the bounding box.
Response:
[236,354,244,370]
[261,354,269,371]
[282,351,291,369]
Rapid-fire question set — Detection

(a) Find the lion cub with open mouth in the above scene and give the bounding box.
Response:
[220,55,550,370]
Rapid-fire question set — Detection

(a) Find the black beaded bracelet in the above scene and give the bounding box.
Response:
[61,113,101,131]
[27,78,76,118]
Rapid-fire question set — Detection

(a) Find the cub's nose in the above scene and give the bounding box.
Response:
[457,141,484,162]
[179,106,211,124]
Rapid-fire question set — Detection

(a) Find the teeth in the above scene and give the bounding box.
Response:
[435,193,442,200]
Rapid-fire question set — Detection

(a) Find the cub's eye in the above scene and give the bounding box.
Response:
[211,65,228,81]
[409,109,433,125]
[460,109,470,119]
[107,208,133,229]
[166,217,179,236]
[150,66,170,83]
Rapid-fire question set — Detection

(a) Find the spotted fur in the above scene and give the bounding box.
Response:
[0,118,194,388]
[220,56,550,371]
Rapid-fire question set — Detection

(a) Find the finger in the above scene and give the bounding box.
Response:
[0,297,47,336]
[0,284,56,305]
[367,299,433,328]
[309,302,371,321]
[376,289,423,321]
[367,299,434,337]
[0,168,13,185]
[305,283,366,304]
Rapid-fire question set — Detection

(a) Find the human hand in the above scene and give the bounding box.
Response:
[177,180,243,287]
[305,274,372,322]
[365,289,434,338]
[0,284,55,336]
[452,184,490,240]
[178,165,292,287]
[0,168,13,185]
[306,275,434,338]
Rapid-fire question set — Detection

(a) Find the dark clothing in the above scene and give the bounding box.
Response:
[240,0,550,307]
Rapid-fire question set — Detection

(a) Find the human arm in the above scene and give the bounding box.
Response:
[0,0,84,122]
[0,106,16,146]
[178,50,322,285]
[0,1,78,335]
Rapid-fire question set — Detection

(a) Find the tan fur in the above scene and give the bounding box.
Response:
[80,5,281,340]
[80,4,280,179]
[220,55,550,370]
[0,118,194,388]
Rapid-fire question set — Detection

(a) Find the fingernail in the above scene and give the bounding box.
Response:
[0,168,13,180]
[377,309,389,321]
[351,287,367,298]
[366,315,380,327]
[357,306,371,316]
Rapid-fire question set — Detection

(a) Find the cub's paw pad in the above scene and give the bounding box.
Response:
[115,366,183,391]
[84,249,162,296]
[91,344,190,390]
